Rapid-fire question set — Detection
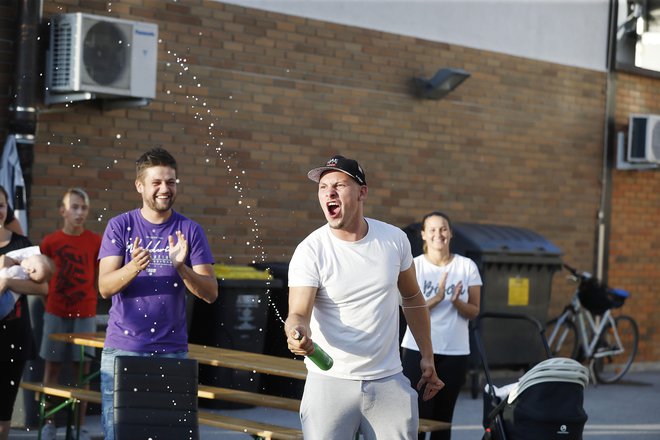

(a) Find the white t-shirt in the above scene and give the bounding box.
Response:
[401,254,482,355]
[288,218,413,380]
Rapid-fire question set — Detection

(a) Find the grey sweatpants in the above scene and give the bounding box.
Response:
[300,372,419,440]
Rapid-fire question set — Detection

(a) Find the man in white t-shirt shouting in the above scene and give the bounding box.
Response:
[285,155,444,440]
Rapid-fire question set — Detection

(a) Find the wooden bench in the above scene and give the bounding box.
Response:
[198,411,303,440]
[198,384,300,412]
[21,381,102,405]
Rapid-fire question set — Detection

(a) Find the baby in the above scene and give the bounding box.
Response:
[0,249,54,320]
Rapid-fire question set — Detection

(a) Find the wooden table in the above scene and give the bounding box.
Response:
[49,332,308,380]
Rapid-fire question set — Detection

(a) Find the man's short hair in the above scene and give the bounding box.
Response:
[61,188,90,207]
[136,147,177,180]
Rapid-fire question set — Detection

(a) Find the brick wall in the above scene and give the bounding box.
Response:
[610,73,660,364]
[15,1,653,362]
[0,0,18,141]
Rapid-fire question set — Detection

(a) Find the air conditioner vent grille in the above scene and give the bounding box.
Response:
[50,20,73,88]
[627,114,660,164]
[652,120,660,160]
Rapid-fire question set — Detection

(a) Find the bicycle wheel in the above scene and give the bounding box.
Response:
[593,315,639,384]
[546,316,579,360]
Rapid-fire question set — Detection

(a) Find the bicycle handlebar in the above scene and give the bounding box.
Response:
[563,263,593,281]
[563,263,579,276]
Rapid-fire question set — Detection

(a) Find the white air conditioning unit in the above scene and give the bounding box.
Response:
[46,13,158,102]
[635,32,660,73]
[627,114,660,163]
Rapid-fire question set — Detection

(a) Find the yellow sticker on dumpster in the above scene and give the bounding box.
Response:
[508,277,529,306]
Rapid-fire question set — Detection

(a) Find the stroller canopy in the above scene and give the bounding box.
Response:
[507,357,589,404]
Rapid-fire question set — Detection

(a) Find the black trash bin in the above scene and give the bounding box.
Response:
[188,265,281,409]
[250,262,305,400]
[403,222,563,393]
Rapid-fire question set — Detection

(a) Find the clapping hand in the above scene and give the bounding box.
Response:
[168,231,188,269]
[449,280,463,303]
[130,237,150,273]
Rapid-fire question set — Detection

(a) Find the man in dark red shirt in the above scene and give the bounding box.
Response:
[39,188,101,440]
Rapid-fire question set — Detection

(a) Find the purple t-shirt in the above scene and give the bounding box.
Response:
[99,209,214,353]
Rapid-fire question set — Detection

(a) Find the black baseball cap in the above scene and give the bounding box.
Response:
[307,155,367,185]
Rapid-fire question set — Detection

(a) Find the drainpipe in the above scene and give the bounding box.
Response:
[8,0,42,206]
[8,0,42,429]
[597,0,619,283]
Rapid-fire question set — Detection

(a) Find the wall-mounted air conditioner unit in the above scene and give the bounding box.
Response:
[635,32,660,73]
[627,113,660,163]
[46,13,158,104]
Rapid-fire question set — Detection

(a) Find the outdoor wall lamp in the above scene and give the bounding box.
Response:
[412,68,470,100]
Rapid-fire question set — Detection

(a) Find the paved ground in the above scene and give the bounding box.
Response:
[9,367,660,439]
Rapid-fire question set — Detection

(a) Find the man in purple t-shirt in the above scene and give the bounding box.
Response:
[98,148,218,440]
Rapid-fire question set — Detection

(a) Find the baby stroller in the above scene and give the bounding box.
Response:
[473,312,589,440]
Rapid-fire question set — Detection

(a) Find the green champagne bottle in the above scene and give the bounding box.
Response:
[294,330,334,370]
[308,342,334,371]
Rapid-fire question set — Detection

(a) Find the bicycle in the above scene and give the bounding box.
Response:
[546,263,639,384]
